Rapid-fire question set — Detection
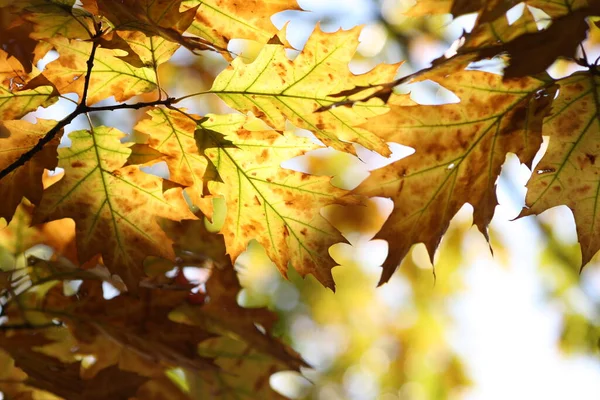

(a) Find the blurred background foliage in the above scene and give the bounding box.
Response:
[24,0,600,399]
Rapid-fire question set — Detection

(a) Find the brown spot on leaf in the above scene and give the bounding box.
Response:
[586,153,596,165]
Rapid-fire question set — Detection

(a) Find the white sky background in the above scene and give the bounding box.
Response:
[271,1,600,399]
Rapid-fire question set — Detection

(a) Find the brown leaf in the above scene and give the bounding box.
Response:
[355,71,555,283]
[522,72,600,267]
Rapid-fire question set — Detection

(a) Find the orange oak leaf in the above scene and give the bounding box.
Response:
[0,119,59,223]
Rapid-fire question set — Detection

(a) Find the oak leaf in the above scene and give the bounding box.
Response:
[183,0,300,54]
[211,25,400,155]
[33,126,195,289]
[42,36,160,105]
[355,71,555,283]
[0,49,56,119]
[162,218,306,399]
[0,119,59,223]
[89,0,208,52]
[200,114,347,288]
[135,108,208,205]
[522,72,600,267]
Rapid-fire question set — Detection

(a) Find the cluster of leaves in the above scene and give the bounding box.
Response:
[1,0,600,398]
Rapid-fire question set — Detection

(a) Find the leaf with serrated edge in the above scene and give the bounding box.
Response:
[33,127,195,289]
[0,49,56,119]
[355,71,555,284]
[200,114,347,289]
[20,0,95,40]
[211,25,400,155]
[42,37,158,105]
[183,0,300,52]
[134,108,208,204]
[0,119,59,223]
[522,72,600,268]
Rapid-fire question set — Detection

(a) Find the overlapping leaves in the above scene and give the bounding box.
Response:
[2,0,600,398]
[355,72,555,282]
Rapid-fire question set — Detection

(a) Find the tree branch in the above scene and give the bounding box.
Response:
[0,111,79,181]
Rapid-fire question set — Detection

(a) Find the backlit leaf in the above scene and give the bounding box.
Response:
[201,114,347,288]
[183,0,300,54]
[522,72,600,267]
[211,26,400,155]
[33,126,194,289]
[0,119,59,223]
[0,49,56,119]
[134,108,208,204]
[355,71,555,283]
[42,36,159,104]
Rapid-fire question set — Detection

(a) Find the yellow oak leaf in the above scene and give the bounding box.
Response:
[183,0,300,53]
[19,0,95,40]
[118,31,180,68]
[522,72,600,267]
[0,119,59,223]
[0,49,56,119]
[33,126,195,290]
[134,108,208,204]
[355,71,555,283]
[211,25,400,156]
[200,114,347,289]
[42,37,159,105]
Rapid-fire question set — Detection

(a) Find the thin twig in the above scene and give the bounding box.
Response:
[0,321,61,331]
[87,97,176,112]
[80,23,102,107]
[0,111,80,181]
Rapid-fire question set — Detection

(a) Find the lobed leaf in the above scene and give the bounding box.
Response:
[200,114,348,289]
[182,0,300,55]
[355,71,555,283]
[0,119,59,223]
[134,108,209,205]
[522,72,600,268]
[42,37,159,105]
[33,126,195,290]
[211,25,400,155]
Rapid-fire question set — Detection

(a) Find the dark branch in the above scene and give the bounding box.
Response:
[81,23,103,107]
[87,97,176,112]
[0,19,181,183]
[0,321,61,331]
[0,111,79,181]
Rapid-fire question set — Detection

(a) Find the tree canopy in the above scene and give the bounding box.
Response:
[0,0,599,398]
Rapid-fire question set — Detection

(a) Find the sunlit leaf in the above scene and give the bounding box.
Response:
[0,119,59,223]
[355,71,555,283]
[200,114,348,288]
[33,127,195,289]
[522,72,600,267]
[211,26,400,155]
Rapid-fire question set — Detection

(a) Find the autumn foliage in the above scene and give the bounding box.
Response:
[0,0,599,398]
